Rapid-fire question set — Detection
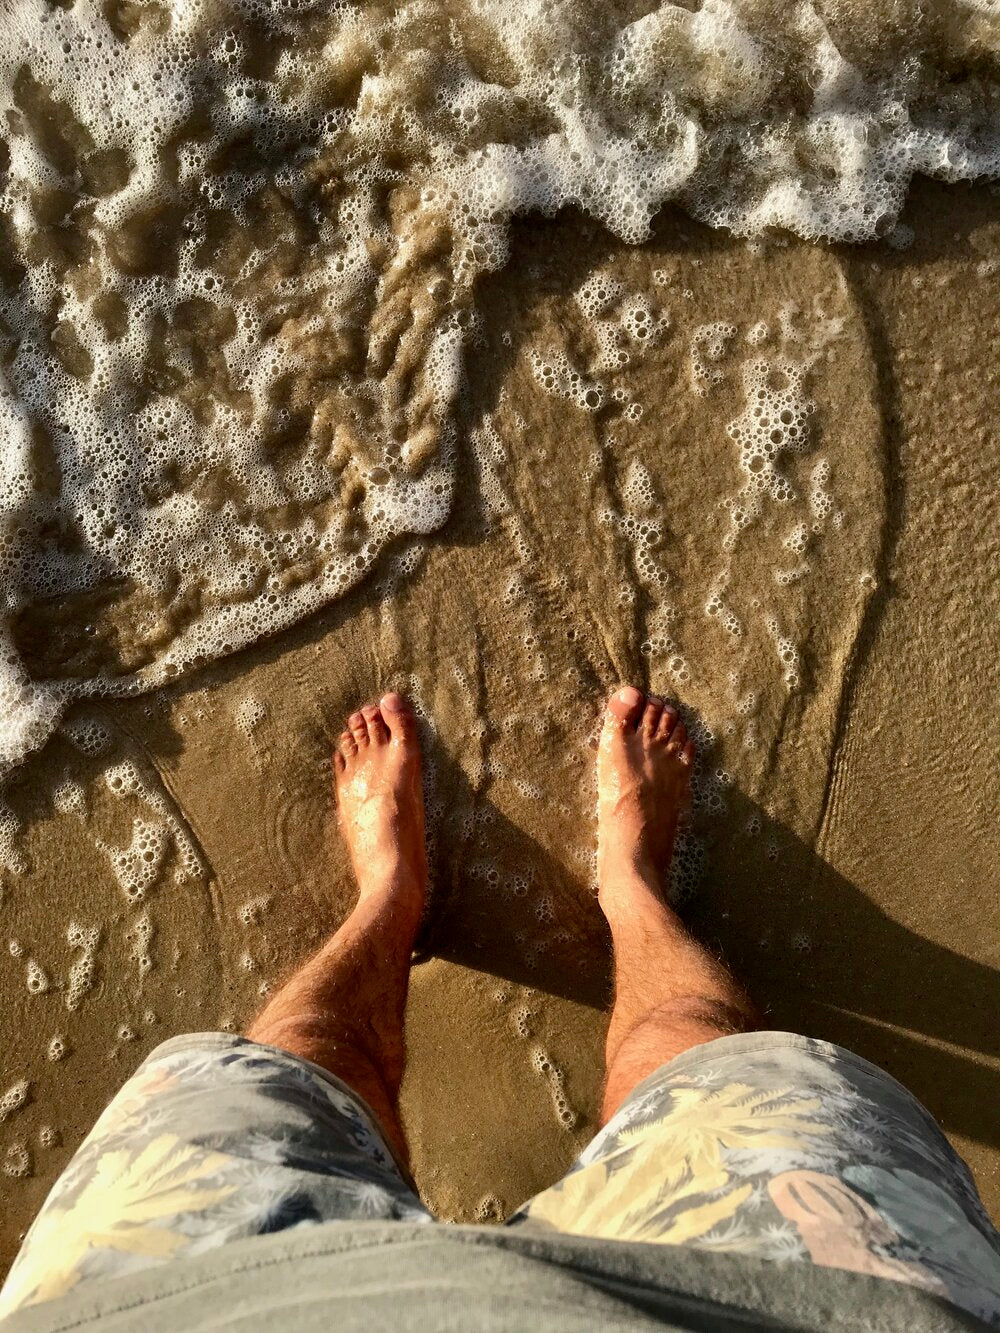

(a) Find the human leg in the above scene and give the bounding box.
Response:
[248,692,426,1163]
[0,693,433,1318]
[509,690,1000,1327]
[0,1031,433,1317]
[595,686,755,1123]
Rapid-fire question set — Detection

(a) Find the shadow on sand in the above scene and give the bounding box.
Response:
[419,745,1000,1155]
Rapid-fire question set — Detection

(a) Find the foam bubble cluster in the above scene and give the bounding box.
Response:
[46,1034,69,1062]
[724,358,816,544]
[100,818,169,904]
[691,322,737,395]
[25,959,51,995]
[3,1143,31,1179]
[52,778,87,818]
[1,0,999,768]
[128,911,154,977]
[530,1045,576,1130]
[65,919,99,1010]
[0,1079,29,1122]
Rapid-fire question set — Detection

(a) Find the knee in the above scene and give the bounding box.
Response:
[672,994,758,1038]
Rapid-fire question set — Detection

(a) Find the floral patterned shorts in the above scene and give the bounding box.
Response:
[3,1031,1000,1325]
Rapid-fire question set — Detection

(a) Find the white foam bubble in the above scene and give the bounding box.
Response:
[0,0,997,771]
[128,912,155,978]
[765,614,801,690]
[0,806,28,877]
[47,1034,70,1062]
[705,580,744,638]
[238,893,272,926]
[575,272,625,320]
[3,1143,32,1179]
[809,458,835,521]
[746,321,770,347]
[102,762,204,885]
[474,1194,505,1223]
[690,322,737,395]
[65,920,100,1011]
[25,959,51,995]
[529,1045,577,1130]
[0,1080,29,1121]
[100,819,169,904]
[783,523,809,557]
[530,349,605,412]
[723,357,816,545]
[53,778,88,819]
[234,695,267,739]
[61,717,112,759]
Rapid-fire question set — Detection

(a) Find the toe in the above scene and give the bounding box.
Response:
[606,685,645,730]
[640,696,663,736]
[681,739,696,766]
[347,711,368,747]
[333,750,346,774]
[380,691,417,746]
[362,703,389,745]
[655,704,679,742]
[666,720,687,754]
[339,730,357,760]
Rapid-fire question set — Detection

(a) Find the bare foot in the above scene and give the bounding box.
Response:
[334,692,427,916]
[596,685,694,907]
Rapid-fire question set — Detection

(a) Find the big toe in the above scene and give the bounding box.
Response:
[380,691,418,747]
[605,685,645,730]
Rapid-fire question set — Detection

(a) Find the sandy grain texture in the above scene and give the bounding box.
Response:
[0,181,997,1272]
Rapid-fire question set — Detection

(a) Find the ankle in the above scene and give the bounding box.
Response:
[597,859,674,927]
[354,862,425,917]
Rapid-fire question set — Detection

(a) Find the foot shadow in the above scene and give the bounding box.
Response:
[419,747,1000,1156]
[416,740,613,1014]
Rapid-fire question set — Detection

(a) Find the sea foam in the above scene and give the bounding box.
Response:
[0,0,998,768]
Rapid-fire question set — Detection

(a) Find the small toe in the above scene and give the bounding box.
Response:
[606,685,645,729]
[666,720,687,754]
[681,739,696,766]
[338,730,357,759]
[347,711,368,746]
[362,703,389,744]
[333,750,346,774]
[655,704,679,742]
[380,691,417,745]
[640,698,663,736]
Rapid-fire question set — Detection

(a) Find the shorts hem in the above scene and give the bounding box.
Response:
[137,1031,417,1187]
[612,1030,949,1143]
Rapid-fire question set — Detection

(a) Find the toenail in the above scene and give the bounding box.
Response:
[381,692,405,713]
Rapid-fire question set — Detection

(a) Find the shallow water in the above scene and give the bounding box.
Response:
[1,0,999,769]
[1,1,1000,1270]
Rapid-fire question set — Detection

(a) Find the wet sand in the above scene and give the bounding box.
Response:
[0,179,997,1268]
